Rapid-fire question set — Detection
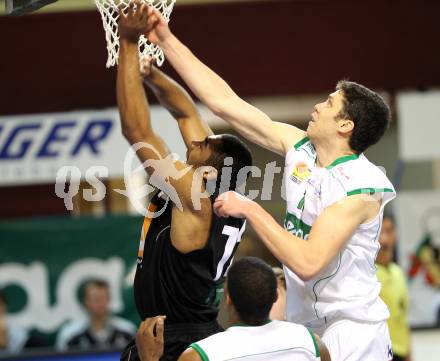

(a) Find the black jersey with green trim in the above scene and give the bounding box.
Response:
[134,192,246,323]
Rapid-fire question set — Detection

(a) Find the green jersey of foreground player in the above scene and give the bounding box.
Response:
[142,6,396,361]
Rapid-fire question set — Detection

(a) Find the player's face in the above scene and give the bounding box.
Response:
[0,299,6,316]
[379,218,397,250]
[308,90,346,141]
[377,218,397,265]
[187,136,222,166]
[84,286,110,318]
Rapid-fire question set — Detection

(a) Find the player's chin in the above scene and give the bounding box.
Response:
[307,121,317,134]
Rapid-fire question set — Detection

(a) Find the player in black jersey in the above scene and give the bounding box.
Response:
[117,5,252,361]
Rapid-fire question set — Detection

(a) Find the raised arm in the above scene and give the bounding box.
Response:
[140,58,213,149]
[145,9,305,156]
[117,5,170,164]
[116,4,197,212]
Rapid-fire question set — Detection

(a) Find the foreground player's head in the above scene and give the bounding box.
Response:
[308,80,390,154]
[226,257,278,325]
[187,134,252,192]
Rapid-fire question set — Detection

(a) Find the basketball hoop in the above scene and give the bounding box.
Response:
[94,0,176,68]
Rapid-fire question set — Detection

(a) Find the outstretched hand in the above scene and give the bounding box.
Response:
[118,2,172,45]
[140,56,155,77]
[136,315,166,361]
[144,6,172,45]
[213,191,253,219]
[118,1,149,43]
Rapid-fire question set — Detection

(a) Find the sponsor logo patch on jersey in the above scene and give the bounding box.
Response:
[337,166,351,181]
[290,162,311,184]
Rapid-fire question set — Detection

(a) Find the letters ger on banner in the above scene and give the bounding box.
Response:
[0,107,187,186]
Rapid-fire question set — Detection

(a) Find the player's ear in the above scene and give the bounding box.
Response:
[225,293,233,306]
[338,118,354,135]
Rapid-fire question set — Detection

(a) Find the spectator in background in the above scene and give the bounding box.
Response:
[376,214,412,361]
[0,289,29,354]
[269,267,287,321]
[56,280,135,351]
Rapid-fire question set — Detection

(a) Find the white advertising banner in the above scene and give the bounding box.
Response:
[397,91,440,162]
[394,191,440,327]
[0,107,187,186]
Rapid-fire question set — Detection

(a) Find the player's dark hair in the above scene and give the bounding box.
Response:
[336,81,391,154]
[80,279,110,302]
[206,134,253,194]
[227,257,277,325]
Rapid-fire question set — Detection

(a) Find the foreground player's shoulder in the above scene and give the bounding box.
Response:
[178,347,203,361]
[320,154,395,224]
[271,322,327,360]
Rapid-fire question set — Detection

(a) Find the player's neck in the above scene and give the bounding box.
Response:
[314,142,356,168]
[90,315,108,331]
[232,319,272,327]
[230,312,272,327]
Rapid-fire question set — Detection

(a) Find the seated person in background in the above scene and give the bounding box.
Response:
[56,280,135,350]
[269,267,287,321]
[0,289,29,354]
[136,257,330,361]
[376,214,412,361]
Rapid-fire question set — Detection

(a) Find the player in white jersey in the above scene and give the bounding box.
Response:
[142,9,395,360]
[135,257,330,361]
[212,89,395,361]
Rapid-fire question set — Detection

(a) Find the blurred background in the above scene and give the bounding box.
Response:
[1,0,439,360]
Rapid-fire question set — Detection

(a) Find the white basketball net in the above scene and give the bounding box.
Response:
[94,0,176,68]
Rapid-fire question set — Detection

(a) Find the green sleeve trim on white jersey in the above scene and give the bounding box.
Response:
[325,153,359,169]
[346,187,394,196]
[294,136,310,150]
[307,328,321,358]
[190,343,210,361]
